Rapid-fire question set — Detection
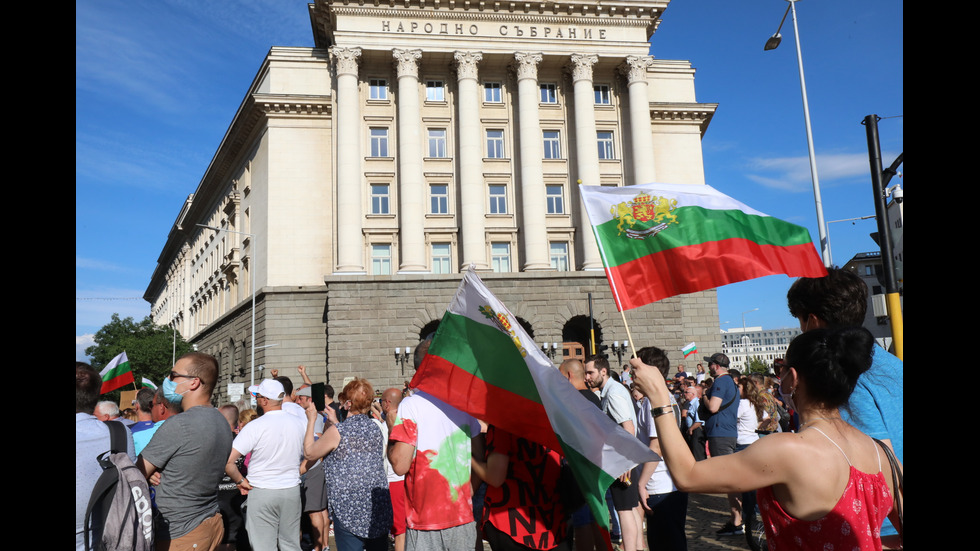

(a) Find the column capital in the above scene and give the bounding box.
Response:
[621,55,654,84]
[393,48,423,79]
[513,52,543,81]
[330,46,361,76]
[454,51,483,81]
[569,53,599,83]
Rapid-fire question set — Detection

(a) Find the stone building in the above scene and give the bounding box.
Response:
[145,0,722,402]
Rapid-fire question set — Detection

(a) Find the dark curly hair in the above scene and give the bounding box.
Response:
[787,268,867,328]
[784,327,873,409]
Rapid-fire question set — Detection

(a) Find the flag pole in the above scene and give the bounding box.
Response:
[619,309,637,359]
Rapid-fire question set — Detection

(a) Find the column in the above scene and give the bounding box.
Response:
[332,47,365,273]
[513,52,551,271]
[454,51,488,270]
[622,55,657,184]
[393,48,427,273]
[569,53,603,270]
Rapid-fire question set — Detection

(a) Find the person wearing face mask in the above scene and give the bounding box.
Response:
[132,387,182,455]
[136,352,235,551]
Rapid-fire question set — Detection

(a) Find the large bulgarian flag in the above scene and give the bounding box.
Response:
[411,267,656,530]
[580,183,827,311]
[99,351,135,394]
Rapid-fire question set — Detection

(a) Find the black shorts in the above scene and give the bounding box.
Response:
[610,478,640,511]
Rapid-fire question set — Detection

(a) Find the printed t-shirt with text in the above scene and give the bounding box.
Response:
[483,426,567,550]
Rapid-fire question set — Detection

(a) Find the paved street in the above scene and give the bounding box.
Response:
[317,492,756,550]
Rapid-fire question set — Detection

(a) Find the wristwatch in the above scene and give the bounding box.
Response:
[653,405,674,417]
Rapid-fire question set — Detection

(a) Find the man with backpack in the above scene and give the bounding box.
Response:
[76,362,137,551]
[137,352,234,551]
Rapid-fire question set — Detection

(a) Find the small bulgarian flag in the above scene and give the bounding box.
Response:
[580,183,827,311]
[99,352,135,394]
[141,378,158,390]
[411,267,656,531]
[682,342,698,358]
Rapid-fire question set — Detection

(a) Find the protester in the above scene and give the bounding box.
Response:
[304,378,392,551]
[630,327,899,551]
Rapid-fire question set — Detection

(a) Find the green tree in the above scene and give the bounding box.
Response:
[85,313,193,397]
[746,356,770,375]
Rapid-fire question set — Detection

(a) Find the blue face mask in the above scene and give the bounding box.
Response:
[162,377,186,404]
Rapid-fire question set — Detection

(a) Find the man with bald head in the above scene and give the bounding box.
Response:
[379,388,407,551]
[560,359,605,551]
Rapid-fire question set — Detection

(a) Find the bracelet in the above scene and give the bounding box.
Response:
[653,405,674,417]
[236,477,247,485]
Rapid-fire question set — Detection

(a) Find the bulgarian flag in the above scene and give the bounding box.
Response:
[141,378,158,390]
[580,183,827,311]
[411,267,656,531]
[99,351,135,394]
[682,342,698,358]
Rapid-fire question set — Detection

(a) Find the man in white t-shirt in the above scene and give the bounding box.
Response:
[225,379,307,551]
[633,346,688,551]
[588,355,642,551]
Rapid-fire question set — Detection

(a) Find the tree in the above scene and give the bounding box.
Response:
[85,313,193,396]
[746,356,770,375]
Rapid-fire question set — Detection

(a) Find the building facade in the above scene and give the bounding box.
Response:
[145,0,722,402]
[720,326,801,372]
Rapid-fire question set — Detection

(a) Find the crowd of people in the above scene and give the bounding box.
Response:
[76,268,902,551]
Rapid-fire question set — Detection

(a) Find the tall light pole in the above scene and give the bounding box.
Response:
[765,0,830,267]
[742,308,759,367]
[197,224,256,397]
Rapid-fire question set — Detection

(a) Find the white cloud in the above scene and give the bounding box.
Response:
[745,152,898,193]
[77,334,96,362]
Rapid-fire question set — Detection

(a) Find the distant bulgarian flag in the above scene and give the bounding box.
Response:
[99,352,135,394]
[411,267,656,531]
[141,378,158,390]
[682,342,698,358]
[580,183,827,311]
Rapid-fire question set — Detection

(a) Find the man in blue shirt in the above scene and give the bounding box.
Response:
[702,352,742,535]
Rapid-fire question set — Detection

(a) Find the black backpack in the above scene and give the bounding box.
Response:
[84,421,154,551]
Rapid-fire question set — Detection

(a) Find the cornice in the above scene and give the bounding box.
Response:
[650,102,719,135]
[330,6,658,27]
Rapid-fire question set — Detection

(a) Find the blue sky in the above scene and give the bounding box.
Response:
[76,0,903,359]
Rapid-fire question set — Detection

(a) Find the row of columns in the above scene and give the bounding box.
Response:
[331,47,657,274]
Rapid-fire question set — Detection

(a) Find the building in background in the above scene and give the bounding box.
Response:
[145,0,721,402]
[720,326,801,372]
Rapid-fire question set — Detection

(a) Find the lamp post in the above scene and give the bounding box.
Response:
[765,0,830,268]
[826,215,875,267]
[197,224,256,399]
[742,308,759,368]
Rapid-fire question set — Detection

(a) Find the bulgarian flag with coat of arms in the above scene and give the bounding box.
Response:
[580,183,827,311]
[410,267,656,531]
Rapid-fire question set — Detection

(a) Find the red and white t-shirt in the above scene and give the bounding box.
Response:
[389,391,481,530]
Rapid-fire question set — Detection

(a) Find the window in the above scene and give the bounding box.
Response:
[550,242,570,271]
[594,84,611,105]
[540,83,557,104]
[597,131,614,160]
[371,244,391,275]
[546,185,564,214]
[426,80,445,102]
[369,79,388,100]
[428,129,447,158]
[430,184,449,214]
[371,184,390,214]
[543,131,561,159]
[370,128,389,157]
[484,82,502,103]
[491,243,511,273]
[486,130,504,159]
[488,185,507,214]
[432,243,451,274]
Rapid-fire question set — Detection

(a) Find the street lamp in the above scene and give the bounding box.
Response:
[765,0,830,268]
[197,224,256,400]
[826,215,875,267]
[742,308,759,368]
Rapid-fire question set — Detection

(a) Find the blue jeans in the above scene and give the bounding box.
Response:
[332,521,387,551]
[644,491,688,551]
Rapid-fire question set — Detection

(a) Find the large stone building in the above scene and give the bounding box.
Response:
[145,0,722,402]
[720,326,801,372]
